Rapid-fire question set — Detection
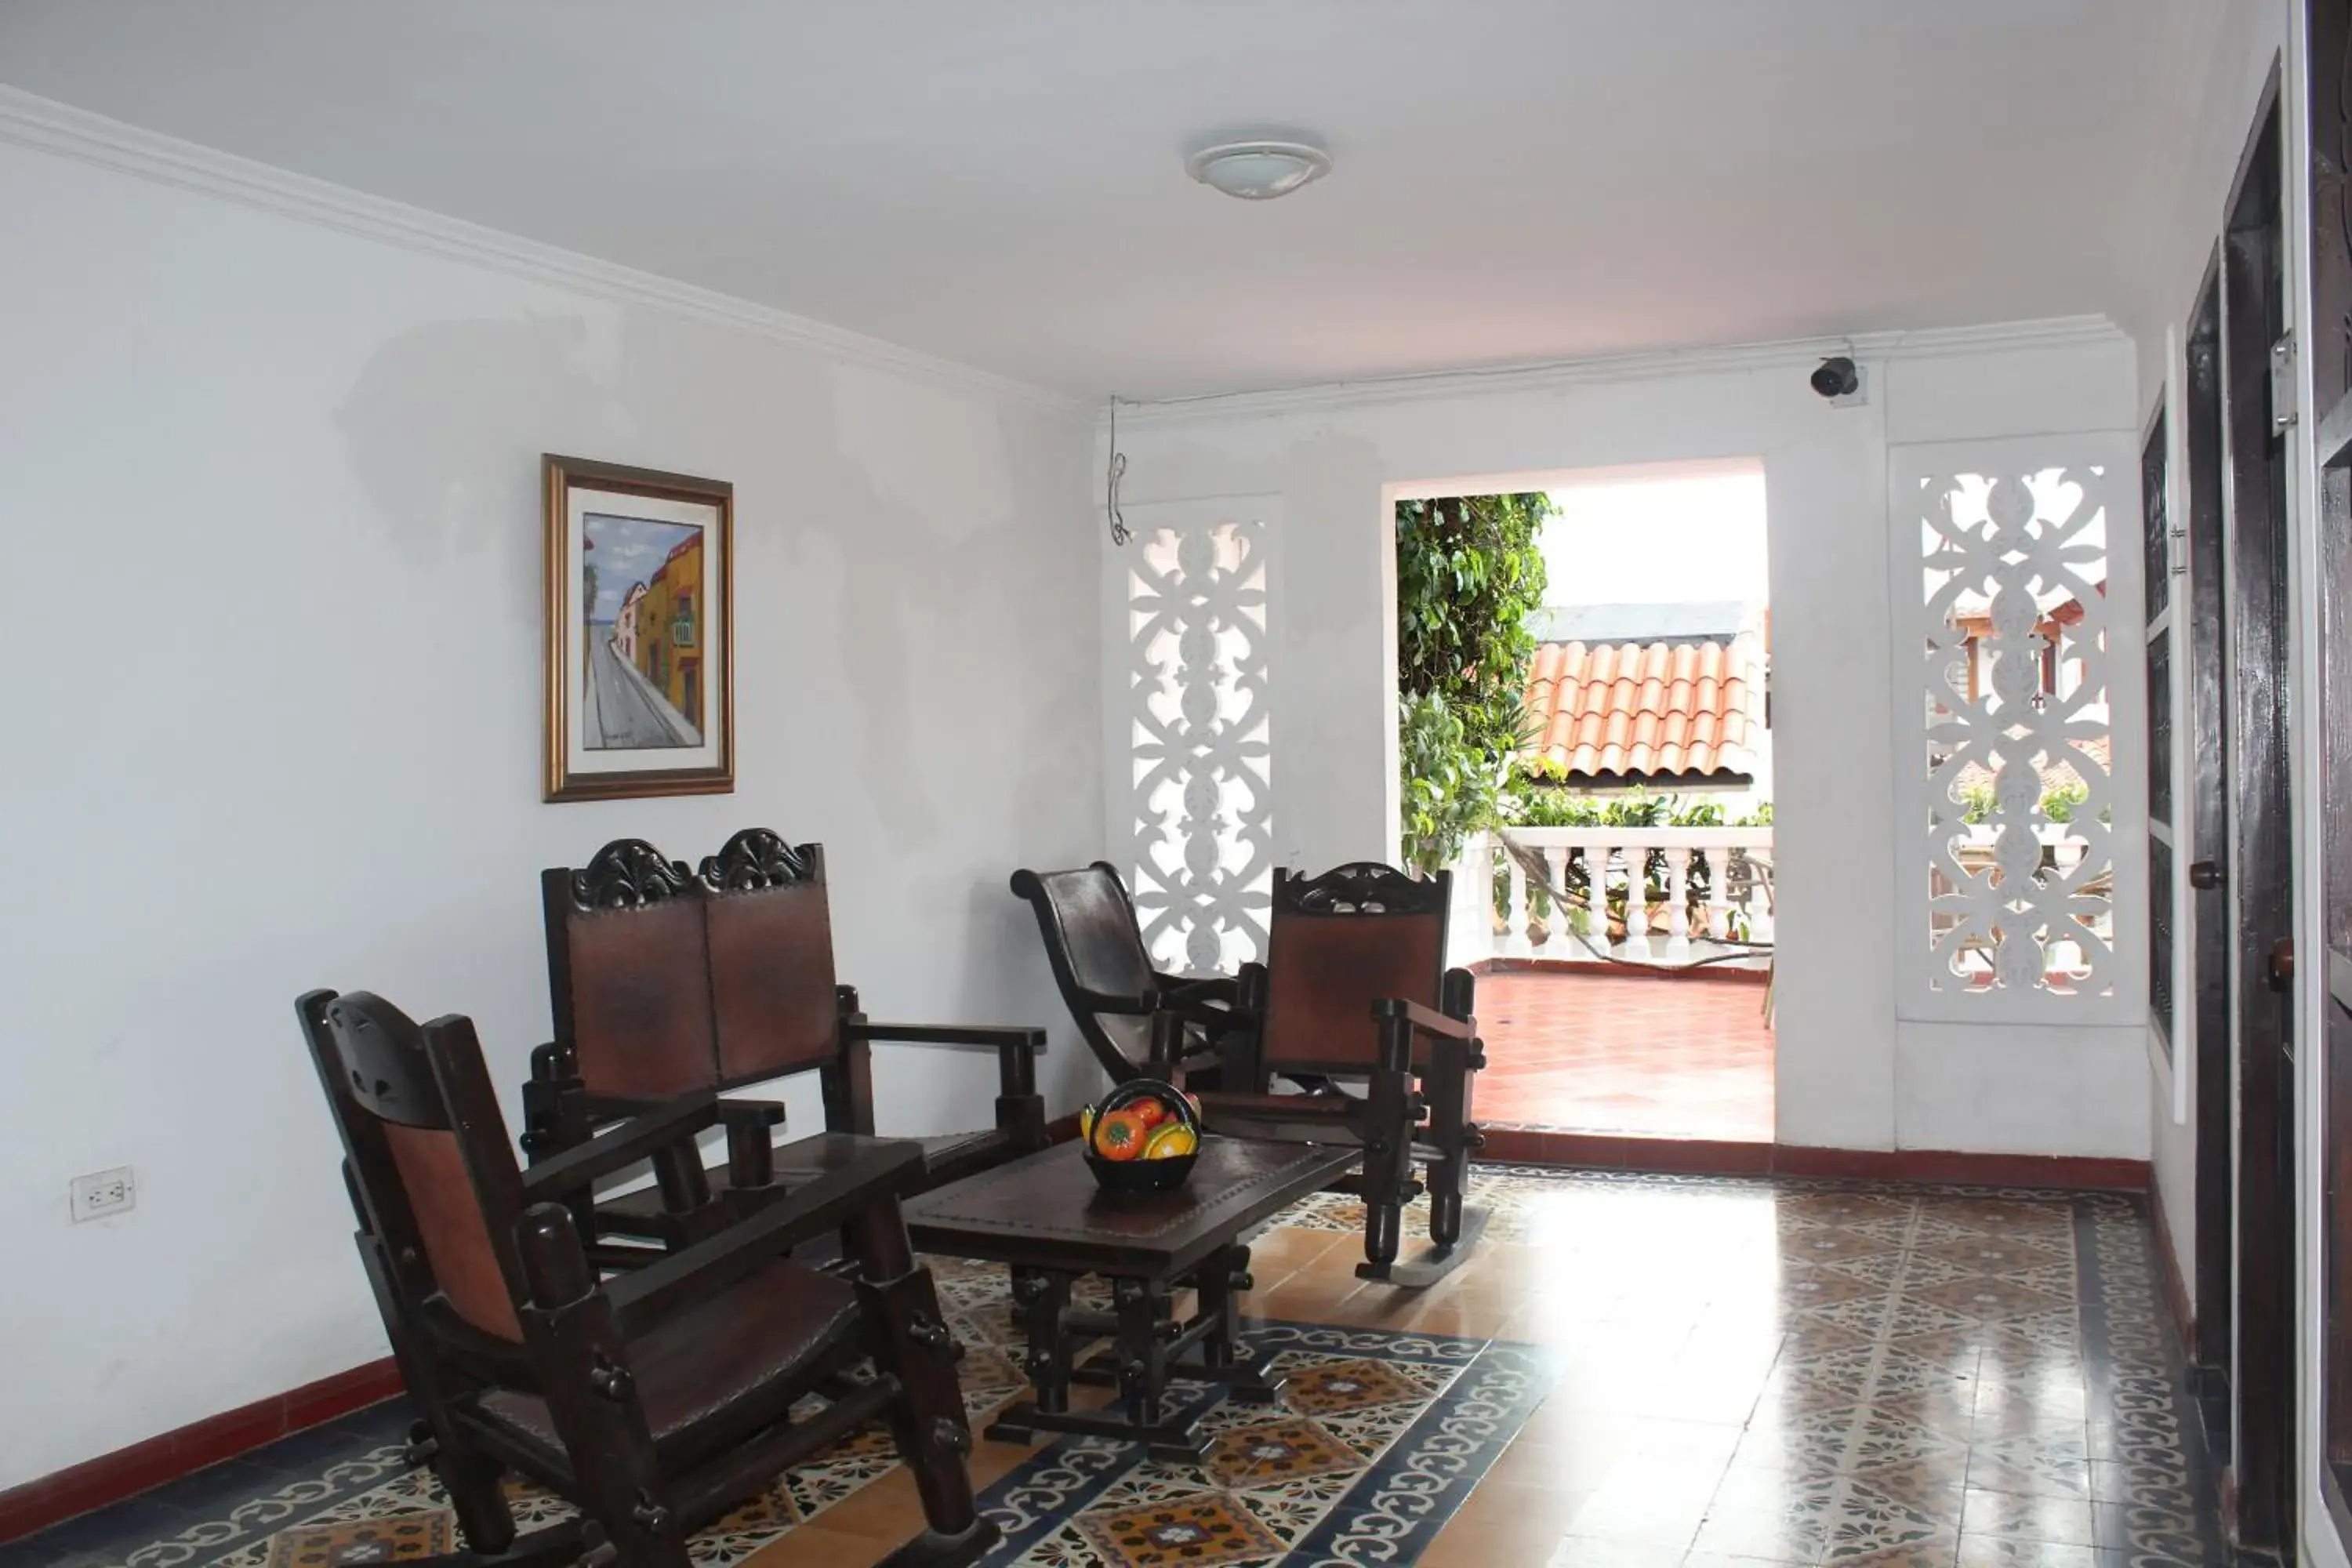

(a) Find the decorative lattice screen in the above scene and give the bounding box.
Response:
[1123,514,1273,971]
[1893,434,2145,1022]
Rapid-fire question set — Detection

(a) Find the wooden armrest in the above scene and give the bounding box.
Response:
[845,1021,1047,1054]
[598,1140,928,1334]
[519,1094,720,1199]
[1155,974,1240,1007]
[1372,997,1475,1040]
[1069,985,1154,1016]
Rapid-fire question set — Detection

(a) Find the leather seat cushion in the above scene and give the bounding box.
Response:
[477,1258,862,1468]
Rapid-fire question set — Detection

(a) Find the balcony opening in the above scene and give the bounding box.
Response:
[1396,459,1774,1143]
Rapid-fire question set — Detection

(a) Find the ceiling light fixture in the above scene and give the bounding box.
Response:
[1185,140,1331,201]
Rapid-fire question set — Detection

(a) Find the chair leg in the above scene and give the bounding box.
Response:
[1355,1012,1415,1280]
[1378,1035,1489,1290]
[1425,1036,1472,1250]
[848,1204,1000,1566]
[418,1420,517,1554]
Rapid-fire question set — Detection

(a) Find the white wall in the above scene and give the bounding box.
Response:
[0,129,1099,1487]
[1105,325,2146,1160]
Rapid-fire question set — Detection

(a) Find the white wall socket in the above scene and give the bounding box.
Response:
[71,1166,135,1221]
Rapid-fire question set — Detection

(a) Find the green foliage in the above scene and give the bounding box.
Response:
[2040,781,2089,824]
[1501,776,1730,829]
[1952,779,2091,825]
[1395,493,1552,872]
[1399,691,1504,876]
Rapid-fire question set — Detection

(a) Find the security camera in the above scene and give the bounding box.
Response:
[1809,356,1860,399]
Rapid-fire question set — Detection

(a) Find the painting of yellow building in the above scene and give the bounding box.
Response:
[579,512,704,750]
[631,534,703,731]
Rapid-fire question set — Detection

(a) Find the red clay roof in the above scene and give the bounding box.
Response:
[1522,637,1759,780]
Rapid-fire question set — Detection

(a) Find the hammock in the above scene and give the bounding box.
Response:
[1493,829,1779,1022]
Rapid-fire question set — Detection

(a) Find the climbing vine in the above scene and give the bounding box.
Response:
[1395,492,1552,873]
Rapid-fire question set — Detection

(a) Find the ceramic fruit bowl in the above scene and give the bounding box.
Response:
[1080,1078,1203,1194]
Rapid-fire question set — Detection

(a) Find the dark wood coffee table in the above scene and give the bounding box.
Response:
[902,1134,1362,1460]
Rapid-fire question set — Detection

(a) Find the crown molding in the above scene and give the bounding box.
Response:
[1109,316,2129,428]
[0,86,1085,420]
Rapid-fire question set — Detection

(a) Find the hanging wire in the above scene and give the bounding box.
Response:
[1106,395,1131,546]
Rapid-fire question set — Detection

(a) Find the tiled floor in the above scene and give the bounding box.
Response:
[3,1168,2223,1567]
[1477,969,1777,1139]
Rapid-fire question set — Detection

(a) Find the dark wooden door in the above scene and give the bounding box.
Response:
[2309,0,2352,1541]
[2183,258,2235,1437]
[2222,72,2296,1558]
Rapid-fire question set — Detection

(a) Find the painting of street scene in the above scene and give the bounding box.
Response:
[581,511,705,750]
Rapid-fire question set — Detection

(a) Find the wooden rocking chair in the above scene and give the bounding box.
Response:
[1008,860,1247,1086]
[1200,862,1489,1288]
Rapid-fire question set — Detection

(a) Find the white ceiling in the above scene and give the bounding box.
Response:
[0,1,2203,400]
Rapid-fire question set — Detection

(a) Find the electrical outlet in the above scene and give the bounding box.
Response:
[71,1167,135,1222]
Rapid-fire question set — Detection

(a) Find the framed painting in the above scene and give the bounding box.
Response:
[543,454,734,802]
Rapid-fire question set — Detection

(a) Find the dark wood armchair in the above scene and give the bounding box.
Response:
[296,988,995,1568]
[526,831,1049,1258]
[1008,860,1245,1086]
[1200,862,1489,1288]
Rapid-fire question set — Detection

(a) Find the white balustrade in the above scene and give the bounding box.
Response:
[1448,825,1776,971]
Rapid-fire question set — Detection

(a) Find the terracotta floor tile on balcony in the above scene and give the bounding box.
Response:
[1477,970,1775,1140]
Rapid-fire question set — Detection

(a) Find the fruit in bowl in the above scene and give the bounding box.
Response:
[1080,1077,1203,1192]
[1093,1108,1149,1161]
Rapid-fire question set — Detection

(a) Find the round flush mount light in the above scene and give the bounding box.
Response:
[1185,140,1332,201]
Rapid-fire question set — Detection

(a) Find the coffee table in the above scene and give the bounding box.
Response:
[902,1134,1362,1460]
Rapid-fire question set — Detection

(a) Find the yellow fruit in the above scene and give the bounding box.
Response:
[1079,1105,1095,1141]
[1144,1123,1198,1160]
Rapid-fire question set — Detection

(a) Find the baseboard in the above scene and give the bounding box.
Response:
[2147,1176,2198,1352]
[1044,1110,1083,1144]
[1478,1128,2149,1191]
[0,1357,402,1546]
[1480,1127,1776,1174]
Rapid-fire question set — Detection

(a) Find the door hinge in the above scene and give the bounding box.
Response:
[2272,332,2299,434]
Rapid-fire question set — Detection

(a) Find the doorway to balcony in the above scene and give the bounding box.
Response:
[1397,459,1775,1144]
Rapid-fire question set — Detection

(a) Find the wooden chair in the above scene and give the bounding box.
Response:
[1200,862,1489,1288]
[296,988,996,1568]
[1008,860,1246,1086]
[527,831,1049,1258]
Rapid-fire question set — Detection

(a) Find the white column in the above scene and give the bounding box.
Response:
[1622,844,1650,959]
[1543,847,1571,952]
[1504,846,1530,958]
[1704,848,1733,941]
[1584,844,1610,960]
[1665,847,1691,957]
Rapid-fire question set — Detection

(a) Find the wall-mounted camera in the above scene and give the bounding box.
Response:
[1809,355,1860,399]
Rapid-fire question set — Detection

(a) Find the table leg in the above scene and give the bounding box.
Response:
[1184,1243,1283,1403]
[1112,1277,1167,1431]
[984,1266,1071,1446]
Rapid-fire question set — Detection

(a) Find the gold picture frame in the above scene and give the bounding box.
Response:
[543,454,735,802]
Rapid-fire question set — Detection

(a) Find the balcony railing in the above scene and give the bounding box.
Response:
[1445,826,1775,970]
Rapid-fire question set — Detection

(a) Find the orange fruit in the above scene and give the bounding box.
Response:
[1094,1109,1149,1161]
[1131,1096,1169,1129]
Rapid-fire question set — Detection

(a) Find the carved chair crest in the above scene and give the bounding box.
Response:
[1280,862,1446,916]
[698,828,815,893]
[568,838,693,909]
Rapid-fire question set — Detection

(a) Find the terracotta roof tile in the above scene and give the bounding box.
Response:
[1520,633,1763,782]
